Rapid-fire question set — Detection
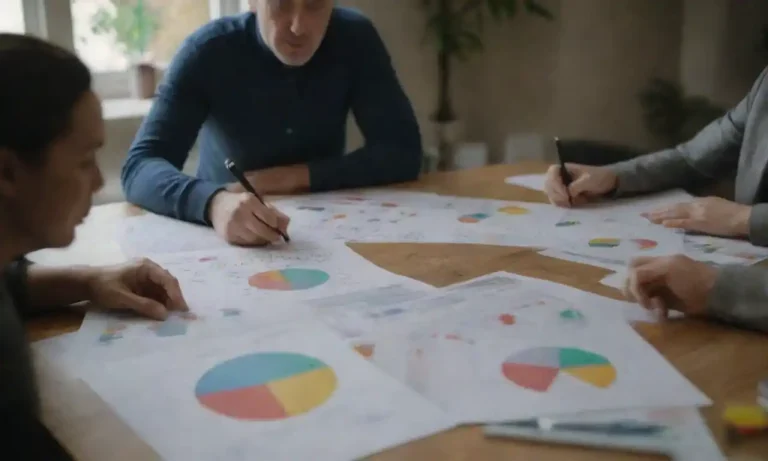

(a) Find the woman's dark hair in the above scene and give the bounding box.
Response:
[0,33,92,165]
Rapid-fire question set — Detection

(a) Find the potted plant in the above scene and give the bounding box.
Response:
[419,0,554,170]
[91,0,161,99]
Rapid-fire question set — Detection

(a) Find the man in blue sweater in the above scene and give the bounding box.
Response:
[121,0,422,246]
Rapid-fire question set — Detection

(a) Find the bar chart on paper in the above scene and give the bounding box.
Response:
[501,347,616,392]
[195,352,338,420]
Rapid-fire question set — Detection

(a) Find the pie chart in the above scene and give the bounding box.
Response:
[502,347,616,392]
[248,268,330,291]
[498,205,530,215]
[588,238,620,248]
[458,213,491,223]
[195,352,337,420]
[632,238,658,250]
[559,309,586,321]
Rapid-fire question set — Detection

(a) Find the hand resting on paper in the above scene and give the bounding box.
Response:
[623,255,716,318]
[544,163,618,208]
[641,196,752,238]
[207,190,291,246]
[23,258,189,321]
[85,259,189,320]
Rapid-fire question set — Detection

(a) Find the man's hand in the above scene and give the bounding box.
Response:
[544,163,618,208]
[208,191,290,246]
[642,197,752,237]
[87,258,189,320]
[227,165,310,196]
[623,255,717,318]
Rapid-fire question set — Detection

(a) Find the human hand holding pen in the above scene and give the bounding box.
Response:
[544,163,618,208]
[207,190,290,246]
[225,159,290,242]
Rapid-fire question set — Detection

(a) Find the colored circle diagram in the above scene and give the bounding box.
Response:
[458,212,491,223]
[502,347,616,392]
[248,268,330,291]
[497,205,530,215]
[588,238,657,250]
[195,352,337,420]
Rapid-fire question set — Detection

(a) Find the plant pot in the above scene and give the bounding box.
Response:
[433,119,465,171]
[130,62,157,100]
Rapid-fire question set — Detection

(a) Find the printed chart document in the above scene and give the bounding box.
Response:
[137,241,432,313]
[367,320,710,424]
[311,272,535,341]
[683,233,768,265]
[82,321,456,461]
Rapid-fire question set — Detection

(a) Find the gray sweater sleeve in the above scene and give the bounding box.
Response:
[707,265,768,333]
[608,67,768,197]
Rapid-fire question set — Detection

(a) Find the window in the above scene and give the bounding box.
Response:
[17,1,243,100]
[72,0,212,74]
[0,0,26,33]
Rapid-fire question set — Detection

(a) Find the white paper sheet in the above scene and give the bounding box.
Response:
[539,248,627,271]
[273,189,443,209]
[368,320,710,424]
[332,272,663,374]
[504,174,547,191]
[683,234,768,265]
[600,270,626,290]
[359,272,662,339]
[82,321,456,461]
[311,273,533,341]
[140,241,432,312]
[283,205,461,244]
[117,213,235,257]
[304,284,435,339]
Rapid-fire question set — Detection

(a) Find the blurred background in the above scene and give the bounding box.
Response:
[2,0,767,203]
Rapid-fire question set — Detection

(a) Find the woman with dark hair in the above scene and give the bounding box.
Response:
[0,34,188,459]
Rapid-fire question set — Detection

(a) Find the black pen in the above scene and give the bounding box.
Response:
[554,136,573,205]
[224,159,290,243]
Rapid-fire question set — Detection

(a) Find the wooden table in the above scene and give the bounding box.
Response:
[26,162,768,461]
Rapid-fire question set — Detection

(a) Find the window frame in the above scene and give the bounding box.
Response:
[28,0,245,100]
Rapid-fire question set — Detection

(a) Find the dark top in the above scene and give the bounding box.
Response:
[0,259,74,459]
[120,8,423,225]
[0,259,37,417]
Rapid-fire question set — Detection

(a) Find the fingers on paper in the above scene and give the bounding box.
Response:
[145,262,188,311]
[117,290,168,321]
[544,165,571,207]
[624,258,669,309]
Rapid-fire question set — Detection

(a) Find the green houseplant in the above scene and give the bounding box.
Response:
[419,0,554,169]
[91,0,161,99]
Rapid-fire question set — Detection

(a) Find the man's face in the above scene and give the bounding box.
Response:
[251,0,333,66]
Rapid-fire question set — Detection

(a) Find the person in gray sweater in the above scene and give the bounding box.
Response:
[543,66,768,333]
[0,34,188,458]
